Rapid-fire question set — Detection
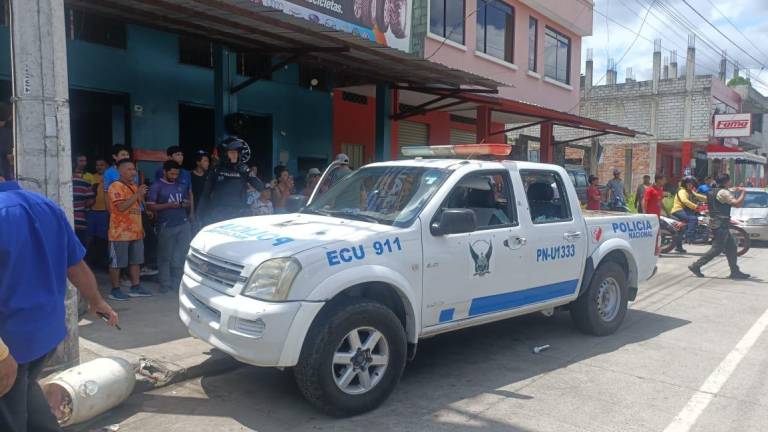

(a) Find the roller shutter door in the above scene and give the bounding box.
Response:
[398,121,429,147]
[450,128,476,144]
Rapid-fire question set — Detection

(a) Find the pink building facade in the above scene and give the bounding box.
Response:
[423,0,592,112]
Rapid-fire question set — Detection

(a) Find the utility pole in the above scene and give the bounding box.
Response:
[10,0,79,372]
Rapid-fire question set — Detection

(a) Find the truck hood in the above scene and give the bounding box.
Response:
[191,213,396,267]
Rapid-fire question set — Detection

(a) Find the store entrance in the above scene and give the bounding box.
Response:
[69,88,130,163]
[178,103,216,169]
[236,113,273,180]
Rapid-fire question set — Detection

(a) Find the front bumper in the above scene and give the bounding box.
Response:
[739,225,768,240]
[179,274,324,367]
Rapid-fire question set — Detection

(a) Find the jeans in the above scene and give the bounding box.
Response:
[157,222,192,290]
[673,210,698,242]
[0,353,62,432]
[694,225,739,273]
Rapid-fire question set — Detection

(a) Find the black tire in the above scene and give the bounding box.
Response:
[294,298,407,417]
[570,262,628,336]
[730,226,751,257]
[659,227,676,254]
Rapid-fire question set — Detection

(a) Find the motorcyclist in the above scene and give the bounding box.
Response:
[670,176,706,253]
[199,136,251,224]
[689,174,750,280]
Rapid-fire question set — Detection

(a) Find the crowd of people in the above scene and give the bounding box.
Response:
[586,169,750,280]
[70,139,353,300]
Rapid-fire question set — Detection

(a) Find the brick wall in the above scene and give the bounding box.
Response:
[597,143,651,194]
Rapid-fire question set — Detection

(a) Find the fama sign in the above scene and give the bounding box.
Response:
[713,113,752,138]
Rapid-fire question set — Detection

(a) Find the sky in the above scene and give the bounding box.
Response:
[581,0,768,95]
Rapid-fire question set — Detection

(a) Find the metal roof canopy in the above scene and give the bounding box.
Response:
[66,0,503,91]
[387,85,642,141]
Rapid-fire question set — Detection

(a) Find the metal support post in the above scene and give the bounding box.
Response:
[375,83,392,161]
[214,44,238,141]
[10,0,77,371]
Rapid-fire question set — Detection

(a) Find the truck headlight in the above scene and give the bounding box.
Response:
[241,258,301,301]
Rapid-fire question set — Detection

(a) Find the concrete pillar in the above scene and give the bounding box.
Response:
[11,0,77,371]
[585,59,593,96]
[719,57,727,82]
[606,70,617,86]
[652,50,662,93]
[476,106,491,143]
[375,83,392,161]
[540,122,553,163]
[685,47,696,92]
[670,62,678,80]
[214,44,238,141]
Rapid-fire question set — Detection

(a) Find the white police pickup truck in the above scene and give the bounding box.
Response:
[179,147,659,416]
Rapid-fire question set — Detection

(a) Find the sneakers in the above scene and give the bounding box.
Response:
[128,285,154,297]
[140,267,159,276]
[730,271,751,280]
[688,265,704,278]
[675,247,688,254]
[109,289,131,301]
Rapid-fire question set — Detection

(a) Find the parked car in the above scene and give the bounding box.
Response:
[732,188,768,241]
[565,165,590,204]
[179,147,660,417]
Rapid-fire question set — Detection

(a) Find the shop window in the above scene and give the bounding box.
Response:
[476,0,513,63]
[450,114,475,125]
[65,8,127,49]
[430,0,465,45]
[0,0,8,27]
[299,64,330,91]
[237,52,272,79]
[342,92,368,105]
[528,17,538,72]
[179,36,213,68]
[544,27,570,84]
[753,113,764,134]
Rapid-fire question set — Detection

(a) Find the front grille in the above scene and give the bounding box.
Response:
[187,249,245,289]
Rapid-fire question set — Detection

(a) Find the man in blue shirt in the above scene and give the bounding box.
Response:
[103,144,139,193]
[0,180,118,432]
[147,161,192,293]
[155,146,194,222]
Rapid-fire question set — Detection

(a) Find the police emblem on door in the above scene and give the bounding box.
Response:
[470,240,493,276]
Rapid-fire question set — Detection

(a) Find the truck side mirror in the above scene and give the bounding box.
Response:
[431,209,477,236]
[285,194,307,213]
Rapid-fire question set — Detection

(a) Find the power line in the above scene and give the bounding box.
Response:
[677,0,767,69]
[701,0,768,64]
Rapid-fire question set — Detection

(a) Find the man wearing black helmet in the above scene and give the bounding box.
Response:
[689,174,750,280]
[199,137,251,224]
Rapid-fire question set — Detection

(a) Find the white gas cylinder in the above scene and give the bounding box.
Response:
[43,357,136,426]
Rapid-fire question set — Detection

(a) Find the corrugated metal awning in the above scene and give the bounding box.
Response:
[66,0,503,90]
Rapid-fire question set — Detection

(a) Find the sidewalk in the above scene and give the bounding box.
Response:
[77,271,239,392]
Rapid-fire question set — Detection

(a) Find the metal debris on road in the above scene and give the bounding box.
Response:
[533,344,551,354]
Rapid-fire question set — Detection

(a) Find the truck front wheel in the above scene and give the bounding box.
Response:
[570,262,628,336]
[294,299,407,417]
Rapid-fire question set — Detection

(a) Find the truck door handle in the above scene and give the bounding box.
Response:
[504,236,526,249]
[564,232,582,241]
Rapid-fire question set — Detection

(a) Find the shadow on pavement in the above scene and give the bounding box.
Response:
[74,309,689,432]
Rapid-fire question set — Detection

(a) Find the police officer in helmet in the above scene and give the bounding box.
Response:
[689,174,750,280]
[200,136,251,224]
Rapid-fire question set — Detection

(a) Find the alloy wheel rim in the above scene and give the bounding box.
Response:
[596,277,621,322]
[332,327,390,395]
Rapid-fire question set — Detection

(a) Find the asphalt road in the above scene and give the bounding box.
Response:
[76,244,768,432]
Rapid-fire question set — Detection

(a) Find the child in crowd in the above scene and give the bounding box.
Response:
[252,183,274,216]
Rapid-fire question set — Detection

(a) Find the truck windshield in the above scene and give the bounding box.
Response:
[303,166,451,227]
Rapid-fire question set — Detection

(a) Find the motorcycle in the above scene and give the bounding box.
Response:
[659,206,750,256]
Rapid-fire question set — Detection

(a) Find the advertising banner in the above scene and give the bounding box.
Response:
[251,0,411,52]
[713,113,752,138]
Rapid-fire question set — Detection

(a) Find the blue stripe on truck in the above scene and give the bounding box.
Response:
[467,279,579,317]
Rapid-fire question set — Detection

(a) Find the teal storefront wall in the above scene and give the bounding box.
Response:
[0,23,333,175]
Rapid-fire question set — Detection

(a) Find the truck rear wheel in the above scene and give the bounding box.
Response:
[294,299,407,417]
[571,262,628,336]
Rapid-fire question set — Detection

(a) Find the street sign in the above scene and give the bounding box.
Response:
[713,113,752,138]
